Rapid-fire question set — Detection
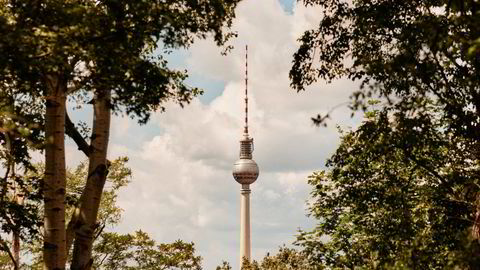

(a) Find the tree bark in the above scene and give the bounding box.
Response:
[7,135,19,269]
[71,90,110,270]
[43,74,67,270]
[64,109,89,258]
[12,213,20,269]
[65,206,79,258]
[12,164,23,269]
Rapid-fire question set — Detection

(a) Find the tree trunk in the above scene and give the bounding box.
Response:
[12,165,23,269]
[43,74,67,270]
[12,213,21,269]
[71,90,110,270]
[7,138,19,270]
[65,206,79,258]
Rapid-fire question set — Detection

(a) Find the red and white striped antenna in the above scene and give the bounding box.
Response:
[244,45,249,135]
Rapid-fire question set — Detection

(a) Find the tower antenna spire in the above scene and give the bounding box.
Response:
[244,45,248,135]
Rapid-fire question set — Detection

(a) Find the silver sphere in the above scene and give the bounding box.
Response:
[233,159,259,185]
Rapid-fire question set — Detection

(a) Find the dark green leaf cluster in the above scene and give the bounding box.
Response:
[0,88,44,170]
[0,189,42,241]
[298,104,480,269]
[290,0,480,139]
[0,88,44,247]
[0,0,240,123]
[291,1,480,267]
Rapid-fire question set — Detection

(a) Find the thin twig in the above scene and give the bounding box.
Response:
[94,223,106,242]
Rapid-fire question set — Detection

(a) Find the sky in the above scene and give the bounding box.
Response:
[64,0,361,269]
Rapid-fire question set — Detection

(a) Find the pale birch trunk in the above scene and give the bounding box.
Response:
[43,74,67,270]
[71,90,110,270]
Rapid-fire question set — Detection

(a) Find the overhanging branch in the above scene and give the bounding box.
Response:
[65,110,91,157]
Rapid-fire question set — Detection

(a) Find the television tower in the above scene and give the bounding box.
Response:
[232,45,259,267]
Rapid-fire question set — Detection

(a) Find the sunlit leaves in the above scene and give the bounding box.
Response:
[239,247,315,270]
[298,105,480,268]
[93,231,202,270]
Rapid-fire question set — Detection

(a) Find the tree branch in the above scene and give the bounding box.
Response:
[0,237,18,270]
[94,223,106,242]
[311,101,350,126]
[404,150,450,188]
[98,252,109,268]
[65,110,92,157]
[66,207,81,258]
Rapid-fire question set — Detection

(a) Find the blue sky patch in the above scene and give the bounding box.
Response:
[279,0,295,14]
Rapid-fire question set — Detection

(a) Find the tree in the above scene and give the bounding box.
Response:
[297,105,480,269]
[0,81,44,269]
[290,0,479,143]
[0,157,131,269]
[1,1,241,269]
[92,231,202,270]
[2,157,203,270]
[289,0,480,256]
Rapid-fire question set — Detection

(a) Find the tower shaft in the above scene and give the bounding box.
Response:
[240,185,251,264]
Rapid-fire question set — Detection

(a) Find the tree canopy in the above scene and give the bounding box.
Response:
[0,0,242,268]
[0,0,240,122]
[290,0,479,139]
[290,2,480,267]
[297,104,480,269]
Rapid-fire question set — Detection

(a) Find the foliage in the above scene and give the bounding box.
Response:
[297,105,480,269]
[0,88,43,169]
[65,157,132,229]
[1,157,203,269]
[290,0,480,140]
[0,80,44,254]
[291,1,480,267]
[216,261,232,270]
[238,247,314,270]
[93,231,202,270]
[0,0,241,122]
[0,172,42,243]
[1,1,242,268]
[5,157,132,269]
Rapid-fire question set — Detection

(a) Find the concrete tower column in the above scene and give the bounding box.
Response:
[240,184,251,264]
